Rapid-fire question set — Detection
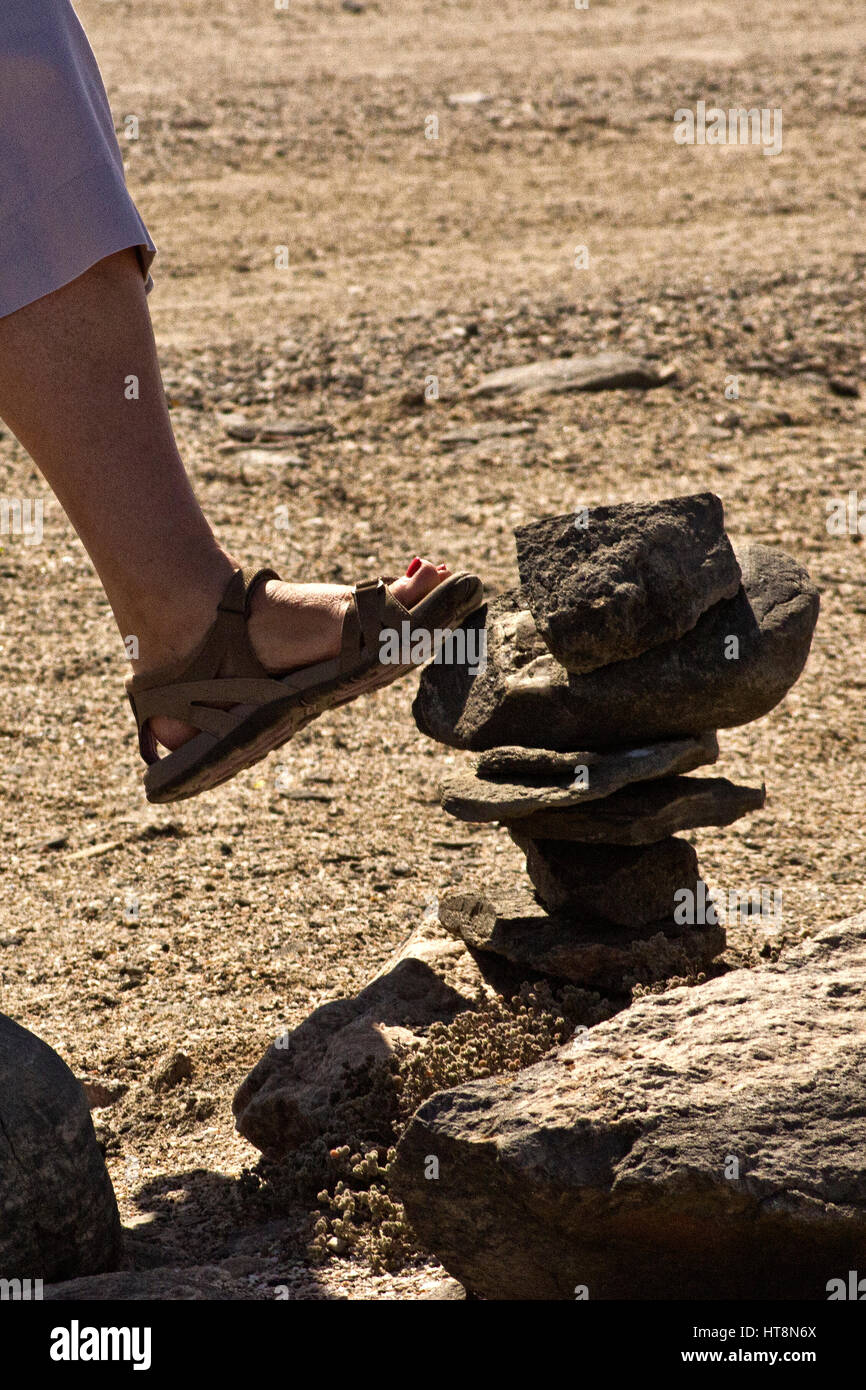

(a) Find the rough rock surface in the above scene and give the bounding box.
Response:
[233,919,496,1156]
[0,1013,123,1281]
[413,544,820,750]
[514,495,741,673]
[441,733,718,821]
[45,1264,268,1301]
[393,912,866,1301]
[469,352,666,398]
[513,835,699,925]
[438,884,724,989]
[503,775,765,844]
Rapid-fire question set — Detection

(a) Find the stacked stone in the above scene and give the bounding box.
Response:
[414,493,819,993]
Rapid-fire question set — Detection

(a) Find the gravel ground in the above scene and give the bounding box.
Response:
[0,0,864,1298]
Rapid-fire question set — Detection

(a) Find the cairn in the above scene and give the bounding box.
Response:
[414,493,820,992]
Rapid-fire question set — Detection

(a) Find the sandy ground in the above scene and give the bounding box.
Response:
[0,0,864,1298]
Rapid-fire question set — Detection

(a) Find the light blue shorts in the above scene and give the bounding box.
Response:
[0,0,156,318]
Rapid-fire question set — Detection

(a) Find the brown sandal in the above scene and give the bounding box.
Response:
[126,566,484,804]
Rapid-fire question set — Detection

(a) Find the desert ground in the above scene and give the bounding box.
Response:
[0,0,864,1298]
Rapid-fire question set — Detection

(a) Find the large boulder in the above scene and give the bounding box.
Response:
[392,912,866,1300]
[0,1014,122,1281]
[440,733,718,822]
[413,544,819,750]
[514,495,741,673]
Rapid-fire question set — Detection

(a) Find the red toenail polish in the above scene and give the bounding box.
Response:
[406,557,422,577]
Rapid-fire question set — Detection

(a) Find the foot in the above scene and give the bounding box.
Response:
[148,557,450,753]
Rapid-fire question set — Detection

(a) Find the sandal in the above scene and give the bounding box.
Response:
[127,566,484,804]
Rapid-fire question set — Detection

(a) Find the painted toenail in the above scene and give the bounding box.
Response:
[406,557,422,577]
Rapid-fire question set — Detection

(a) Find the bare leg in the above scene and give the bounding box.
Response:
[0,249,447,750]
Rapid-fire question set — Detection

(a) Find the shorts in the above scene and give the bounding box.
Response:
[0,0,156,318]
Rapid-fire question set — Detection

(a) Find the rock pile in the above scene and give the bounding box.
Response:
[414,493,819,993]
[231,491,823,1300]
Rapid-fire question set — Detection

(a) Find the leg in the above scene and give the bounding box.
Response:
[0,4,450,769]
[0,250,447,751]
[0,249,235,665]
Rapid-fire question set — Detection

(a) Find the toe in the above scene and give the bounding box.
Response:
[390,557,450,607]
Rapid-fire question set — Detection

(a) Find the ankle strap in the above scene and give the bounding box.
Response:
[217,567,280,617]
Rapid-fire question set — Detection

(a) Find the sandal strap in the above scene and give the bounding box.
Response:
[356,579,388,650]
[218,567,278,617]
[339,579,412,674]
[126,567,281,763]
[210,568,279,677]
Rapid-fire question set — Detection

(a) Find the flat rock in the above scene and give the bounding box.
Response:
[469,352,666,398]
[737,402,815,431]
[225,416,329,442]
[828,375,860,398]
[258,418,330,439]
[438,884,724,990]
[0,1013,122,1281]
[440,421,534,446]
[515,495,740,673]
[441,732,718,821]
[393,912,866,1301]
[232,919,497,1156]
[413,544,819,749]
[503,775,765,843]
[152,1049,193,1091]
[447,90,490,105]
[513,836,700,925]
[81,1079,127,1109]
